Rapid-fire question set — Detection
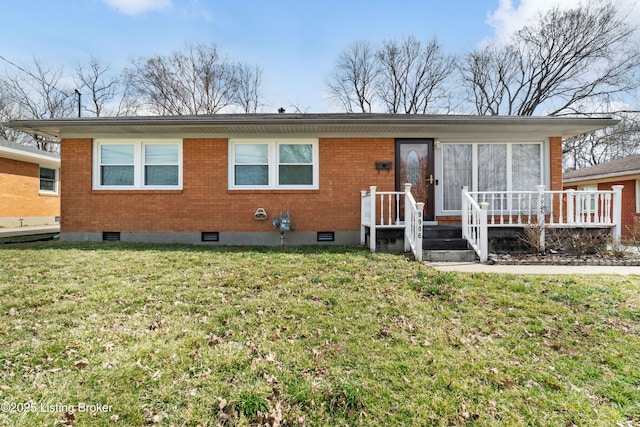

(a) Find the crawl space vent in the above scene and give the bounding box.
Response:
[317,231,335,242]
[102,232,121,241]
[201,232,220,242]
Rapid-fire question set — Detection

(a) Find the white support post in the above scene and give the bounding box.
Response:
[360,190,367,246]
[611,185,624,248]
[461,186,469,239]
[415,202,424,262]
[536,185,546,252]
[566,189,575,224]
[404,183,412,252]
[479,202,489,263]
[369,186,377,253]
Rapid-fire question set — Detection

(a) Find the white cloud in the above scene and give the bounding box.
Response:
[102,0,172,15]
[487,0,640,44]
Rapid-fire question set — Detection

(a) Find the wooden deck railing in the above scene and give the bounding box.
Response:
[361,184,424,261]
[463,185,624,262]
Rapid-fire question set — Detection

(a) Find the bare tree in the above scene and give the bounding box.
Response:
[376,36,456,114]
[326,37,456,114]
[2,58,75,120]
[326,41,379,113]
[461,1,640,116]
[0,86,21,142]
[0,58,74,150]
[235,63,263,113]
[564,111,640,169]
[126,43,261,115]
[460,44,520,115]
[75,56,123,117]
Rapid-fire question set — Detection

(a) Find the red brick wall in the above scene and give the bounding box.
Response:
[60,137,395,233]
[597,180,638,238]
[549,137,563,191]
[0,157,59,217]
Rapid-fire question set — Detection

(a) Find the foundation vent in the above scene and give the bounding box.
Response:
[201,232,220,242]
[317,231,335,242]
[102,232,121,241]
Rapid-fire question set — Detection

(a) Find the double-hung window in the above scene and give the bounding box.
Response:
[94,139,182,189]
[39,167,58,193]
[229,139,318,189]
[144,144,180,186]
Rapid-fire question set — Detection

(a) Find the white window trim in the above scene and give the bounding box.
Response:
[93,139,182,190]
[228,138,319,190]
[39,166,59,195]
[437,141,544,215]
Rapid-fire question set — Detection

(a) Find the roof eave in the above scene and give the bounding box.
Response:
[2,114,620,141]
[564,170,640,183]
[0,145,60,166]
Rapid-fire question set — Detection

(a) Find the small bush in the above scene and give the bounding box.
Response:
[516,225,545,254]
[569,229,610,257]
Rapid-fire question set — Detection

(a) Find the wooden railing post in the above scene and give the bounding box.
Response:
[566,189,575,224]
[479,202,489,263]
[611,185,624,248]
[536,185,546,251]
[415,202,424,262]
[461,186,469,239]
[404,183,412,252]
[360,190,368,246]
[369,186,377,252]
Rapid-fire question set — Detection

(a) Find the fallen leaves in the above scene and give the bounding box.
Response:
[72,360,89,370]
[143,408,166,424]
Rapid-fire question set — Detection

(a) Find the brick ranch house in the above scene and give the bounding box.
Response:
[4,114,619,258]
[564,153,640,239]
[0,139,60,228]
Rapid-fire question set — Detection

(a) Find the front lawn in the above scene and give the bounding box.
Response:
[0,242,638,426]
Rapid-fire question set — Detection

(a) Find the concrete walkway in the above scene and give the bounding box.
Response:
[0,224,60,238]
[427,261,640,275]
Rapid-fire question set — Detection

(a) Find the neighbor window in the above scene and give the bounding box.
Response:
[579,185,598,211]
[441,142,543,212]
[229,139,318,189]
[39,167,58,193]
[94,139,182,189]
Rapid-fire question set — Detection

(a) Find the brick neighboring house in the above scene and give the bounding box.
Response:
[3,114,618,248]
[0,139,60,228]
[564,153,640,238]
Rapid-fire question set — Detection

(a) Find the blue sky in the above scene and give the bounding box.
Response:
[1,0,638,113]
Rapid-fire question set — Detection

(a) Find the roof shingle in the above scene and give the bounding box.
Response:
[564,153,640,181]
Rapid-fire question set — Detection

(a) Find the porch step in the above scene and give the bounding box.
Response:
[422,238,469,250]
[423,225,462,239]
[422,225,468,250]
[423,249,477,262]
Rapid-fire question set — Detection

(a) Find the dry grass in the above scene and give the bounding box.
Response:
[0,241,638,426]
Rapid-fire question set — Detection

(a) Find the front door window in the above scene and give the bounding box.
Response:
[396,139,435,221]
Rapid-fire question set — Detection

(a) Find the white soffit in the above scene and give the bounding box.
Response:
[3,114,619,141]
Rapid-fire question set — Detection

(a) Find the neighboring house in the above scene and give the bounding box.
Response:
[0,139,60,228]
[4,114,618,255]
[564,153,640,238]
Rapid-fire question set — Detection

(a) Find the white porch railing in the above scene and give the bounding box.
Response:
[461,189,489,262]
[360,184,425,261]
[462,185,624,262]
